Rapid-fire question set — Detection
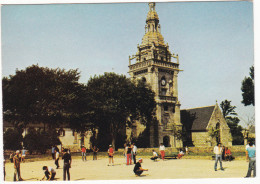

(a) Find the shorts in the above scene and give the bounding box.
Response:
[108,154,113,158]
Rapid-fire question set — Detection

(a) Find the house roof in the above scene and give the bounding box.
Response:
[181,105,215,131]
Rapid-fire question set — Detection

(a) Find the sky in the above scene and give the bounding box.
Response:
[1,0,255,127]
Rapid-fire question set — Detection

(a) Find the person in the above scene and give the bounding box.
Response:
[133,158,148,176]
[124,143,128,163]
[81,145,87,161]
[159,143,166,160]
[62,148,72,181]
[213,143,224,171]
[13,150,23,181]
[51,146,56,160]
[132,143,137,164]
[41,166,56,181]
[221,146,226,160]
[185,146,189,154]
[92,146,99,160]
[21,147,27,163]
[177,149,184,159]
[107,145,114,166]
[150,150,158,161]
[126,144,132,165]
[225,147,232,161]
[54,149,60,169]
[10,152,14,163]
[245,142,256,178]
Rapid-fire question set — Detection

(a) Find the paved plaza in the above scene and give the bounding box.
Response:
[4,156,250,181]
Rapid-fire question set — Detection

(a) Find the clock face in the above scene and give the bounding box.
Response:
[161,79,166,86]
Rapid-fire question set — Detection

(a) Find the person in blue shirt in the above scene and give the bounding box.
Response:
[245,142,256,177]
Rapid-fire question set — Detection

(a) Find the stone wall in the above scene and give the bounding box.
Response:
[117,145,246,154]
[192,132,211,147]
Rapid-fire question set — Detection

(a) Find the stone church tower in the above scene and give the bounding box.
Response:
[128,2,183,148]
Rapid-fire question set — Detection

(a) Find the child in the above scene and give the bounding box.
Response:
[150,150,158,161]
[107,145,114,166]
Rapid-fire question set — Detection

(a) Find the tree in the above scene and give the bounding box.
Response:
[2,64,86,130]
[3,128,23,150]
[241,66,254,106]
[220,100,244,145]
[86,73,156,149]
[23,128,61,154]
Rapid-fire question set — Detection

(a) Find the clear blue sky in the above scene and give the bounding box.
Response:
[1,1,255,127]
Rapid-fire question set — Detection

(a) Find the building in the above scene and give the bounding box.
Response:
[181,104,232,147]
[128,2,232,148]
[128,2,182,148]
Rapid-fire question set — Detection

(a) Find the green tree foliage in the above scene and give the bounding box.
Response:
[86,73,156,149]
[220,100,244,145]
[23,128,61,154]
[3,128,23,150]
[2,65,86,130]
[241,66,254,106]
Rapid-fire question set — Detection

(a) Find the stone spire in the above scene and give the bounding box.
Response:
[142,2,165,46]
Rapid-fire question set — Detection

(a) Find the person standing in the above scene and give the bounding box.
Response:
[126,144,132,165]
[159,143,166,160]
[214,143,224,171]
[54,149,60,169]
[245,142,256,177]
[13,150,23,181]
[107,145,114,166]
[92,146,99,160]
[62,149,72,181]
[41,166,56,181]
[132,143,137,164]
[185,146,189,155]
[133,158,148,176]
[51,146,55,160]
[81,145,86,161]
[21,147,27,163]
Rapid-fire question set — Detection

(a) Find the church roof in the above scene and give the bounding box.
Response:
[181,105,215,131]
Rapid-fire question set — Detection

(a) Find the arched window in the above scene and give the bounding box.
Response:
[163,136,170,147]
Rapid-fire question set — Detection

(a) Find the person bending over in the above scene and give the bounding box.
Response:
[133,158,148,176]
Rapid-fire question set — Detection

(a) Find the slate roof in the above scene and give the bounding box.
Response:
[181,105,215,131]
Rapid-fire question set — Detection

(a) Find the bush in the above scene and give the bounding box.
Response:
[3,128,23,150]
[23,128,61,154]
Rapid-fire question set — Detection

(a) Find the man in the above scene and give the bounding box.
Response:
[62,148,72,181]
[107,145,114,166]
[150,150,158,161]
[81,145,86,161]
[133,158,148,176]
[225,147,232,161]
[159,143,165,160]
[41,166,56,181]
[13,150,23,181]
[245,142,256,177]
[54,149,60,169]
[213,143,224,171]
[132,143,137,164]
[21,147,27,163]
[51,146,55,160]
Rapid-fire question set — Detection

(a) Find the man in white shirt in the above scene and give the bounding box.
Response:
[159,143,166,160]
[132,143,137,164]
[41,166,56,181]
[213,143,224,171]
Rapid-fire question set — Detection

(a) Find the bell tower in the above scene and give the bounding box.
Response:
[128,2,183,148]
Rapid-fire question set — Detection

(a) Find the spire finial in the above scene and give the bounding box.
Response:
[149,2,155,11]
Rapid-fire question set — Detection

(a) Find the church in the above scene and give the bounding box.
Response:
[127,2,232,148]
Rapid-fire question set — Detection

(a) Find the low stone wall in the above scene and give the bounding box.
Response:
[118,145,246,154]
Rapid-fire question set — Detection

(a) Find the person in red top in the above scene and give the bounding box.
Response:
[107,145,114,166]
[81,146,86,161]
[225,147,232,161]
